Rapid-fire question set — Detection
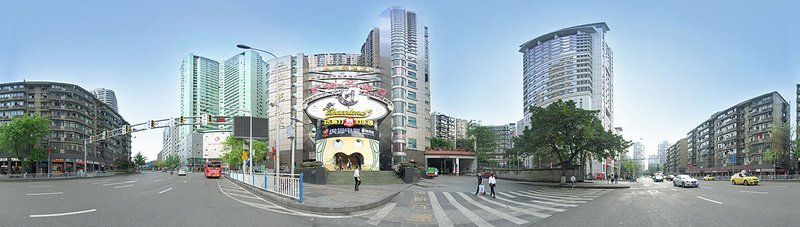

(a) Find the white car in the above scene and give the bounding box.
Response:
[177,168,187,176]
[654,175,664,182]
[673,175,698,188]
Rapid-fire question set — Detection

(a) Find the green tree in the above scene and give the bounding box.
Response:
[455,138,474,151]
[466,122,498,163]
[165,154,181,170]
[133,152,147,171]
[219,135,266,170]
[513,100,631,179]
[764,123,791,169]
[0,115,51,175]
[25,148,47,174]
[154,160,166,169]
[430,137,454,149]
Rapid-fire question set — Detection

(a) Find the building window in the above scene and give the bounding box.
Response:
[407,91,417,100]
[408,81,417,89]
[408,103,417,113]
[408,63,417,70]
[408,117,417,127]
[407,71,417,79]
[408,138,417,149]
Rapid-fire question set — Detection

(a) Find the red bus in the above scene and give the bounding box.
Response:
[205,160,222,178]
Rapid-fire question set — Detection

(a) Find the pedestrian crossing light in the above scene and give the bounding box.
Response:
[179,116,185,124]
[150,120,156,129]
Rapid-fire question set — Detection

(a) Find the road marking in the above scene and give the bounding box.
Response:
[441,192,493,227]
[26,192,63,196]
[103,181,137,186]
[508,193,577,207]
[512,191,587,204]
[456,191,531,224]
[30,209,96,218]
[427,192,454,227]
[530,190,599,198]
[670,188,677,191]
[700,186,712,189]
[158,187,173,194]
[366,202,396,225]
[470,192,551,218]
[521,190,595,200]
[739,190,767,194]
[763,186,788,188]
[27,185,54,188]
[153,179,161,182]
[184,180,189,183]
[497,193,567,211]
[696,196,723,204]
[114,184,135,189]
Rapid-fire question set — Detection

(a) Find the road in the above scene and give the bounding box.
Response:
[1,173,797,226]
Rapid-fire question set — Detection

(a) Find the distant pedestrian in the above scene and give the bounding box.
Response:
[614,173,619,184]
[475,172,483,195]
[354,165,361,191]
[488,173,497,198]
[347,159,352,171]
[570,175,577,189]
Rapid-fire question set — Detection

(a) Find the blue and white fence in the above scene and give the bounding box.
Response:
[229,171,304,203]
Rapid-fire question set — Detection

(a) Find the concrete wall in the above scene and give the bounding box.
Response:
[486,168,583,183]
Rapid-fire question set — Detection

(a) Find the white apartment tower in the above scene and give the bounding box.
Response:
[91,88,118,112]
[221,50,269,119]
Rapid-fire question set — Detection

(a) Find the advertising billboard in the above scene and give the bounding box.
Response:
[202,132,230,159]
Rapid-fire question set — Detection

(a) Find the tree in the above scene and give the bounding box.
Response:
[513,100,631,179]
[0,115,51,175]
[455,138,474,151]
[430,137,454,149]
[220,135,267,170]
[154,160,166,169]
[133,152,147,171]
[165,154,181,170]
[764,123,791,169]
[466,122,498,163]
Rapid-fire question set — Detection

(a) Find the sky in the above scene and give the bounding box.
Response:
[2,0,799,161]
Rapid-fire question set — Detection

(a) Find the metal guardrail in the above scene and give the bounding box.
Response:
[229,172,304,203]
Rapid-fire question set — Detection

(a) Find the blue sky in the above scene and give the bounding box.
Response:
[2,0,798,160]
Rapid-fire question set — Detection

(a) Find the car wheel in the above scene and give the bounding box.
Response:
[731,180,735,185]
[682,182,685,188]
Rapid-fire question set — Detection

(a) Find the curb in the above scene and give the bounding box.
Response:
[0,172,133,182]
[224,175,407,214]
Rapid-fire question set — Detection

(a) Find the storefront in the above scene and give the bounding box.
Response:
[424,150,477,176]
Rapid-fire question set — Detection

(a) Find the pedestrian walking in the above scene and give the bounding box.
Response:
[474,172,483,195]
[354,165,361,191]
[570,175,576,189]
[347,159,351,171]
[488,173,497,198]
[614,173,619,184]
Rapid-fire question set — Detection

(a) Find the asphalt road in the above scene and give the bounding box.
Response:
[0,172,312,227]
[536,177,798,226]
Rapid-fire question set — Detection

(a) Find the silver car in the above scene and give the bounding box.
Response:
[673,174,699,188]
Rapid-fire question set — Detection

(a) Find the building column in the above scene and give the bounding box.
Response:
[455,158,460,176]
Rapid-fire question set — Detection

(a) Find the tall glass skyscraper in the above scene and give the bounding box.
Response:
[362,6,432,165]
[519,22,614,131]
[179,53,220,140]
[221,50,268,119]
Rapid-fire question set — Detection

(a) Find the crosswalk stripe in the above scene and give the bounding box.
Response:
[466,192,551,219]
[366,202,396,225]
[442,192,494,227]
[504,192,577,207]
[535,189,602,196]
[531,190,600,197]
[521,191,594,201]
[455,192,528,225]
[495,193,566,212]
[511,191,587,204]
[428,192,454,227]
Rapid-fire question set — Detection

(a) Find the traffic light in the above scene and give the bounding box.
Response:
[150,120,156,129]
[207,114,213,125]
[242,150,248,161]
[179,116,185,124]
[125,125,132,133]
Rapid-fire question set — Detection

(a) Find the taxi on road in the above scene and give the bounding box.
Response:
[730,172,759,185]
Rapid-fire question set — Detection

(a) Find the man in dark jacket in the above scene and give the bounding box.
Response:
[475,172,483,195]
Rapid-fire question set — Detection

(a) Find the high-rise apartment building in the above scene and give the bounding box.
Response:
[221,50,268,119]
[175,54,221,166]
[519,22,614,130]
[92,88,118,112]
[632,142,645,172]
[361,6,432,163]
[489,123,516,164]
[667,138,688,174]
[657,140,671,166]
[266,53,309,169]
[307,53,360,67]
[796,84,799,124]
[681,92,790,175]
[431,112,469,142]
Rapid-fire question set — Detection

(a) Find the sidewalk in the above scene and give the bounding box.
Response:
[225,174,409,214]
[515,179,631,189]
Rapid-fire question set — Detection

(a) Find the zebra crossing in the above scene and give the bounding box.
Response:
[363,188,611,226]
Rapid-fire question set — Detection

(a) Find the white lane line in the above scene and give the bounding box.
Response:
[366,202,396,225]
[763,186,788,188]
[184,180,189,183]
[224,191,260,199]
[428,192,454,227]
[30,209,96,218]
[114,184,135,189]
[739,191,767,194]
[531,190,600,197]
[27,185,54,188]
[521,190,595,200]
[505,191,577,207]
[153,180,161,182]
[495,193,567,211]
[441,192,494,227]
[700,186,712,189]
[158,188,173,194]
[670,188,677,191]
[471,192,551,218]
[512,191,587,204]
[696,196,723,204]
[89,180,112,184]
[103,181,137,186]
[455,192,529,224]
[26,192,63,196]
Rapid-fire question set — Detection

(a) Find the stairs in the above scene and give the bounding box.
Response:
[326,171,405,185]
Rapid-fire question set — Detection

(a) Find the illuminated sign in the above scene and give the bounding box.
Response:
[323,119,375,126]
[305,88,390,121]
[321,127,379,140]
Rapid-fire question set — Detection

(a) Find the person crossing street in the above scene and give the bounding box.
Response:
[354,165,362,191]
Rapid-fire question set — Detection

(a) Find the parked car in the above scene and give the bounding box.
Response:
[665,175,675,181]
[703,175,715,181]
[654,175,664,182]
[673,175,699,188]
[730,172,759,185]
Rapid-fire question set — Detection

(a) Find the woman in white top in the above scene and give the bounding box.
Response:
[488,173,497,198]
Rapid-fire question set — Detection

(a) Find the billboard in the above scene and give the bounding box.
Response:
[202,132,230,159]
[233,116,268,139]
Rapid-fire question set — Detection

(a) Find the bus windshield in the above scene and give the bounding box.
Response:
[208,161,221,168]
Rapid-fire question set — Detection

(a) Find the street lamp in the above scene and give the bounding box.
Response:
[238,44,281,175]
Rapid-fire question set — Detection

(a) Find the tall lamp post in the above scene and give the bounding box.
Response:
[237,44,282,175]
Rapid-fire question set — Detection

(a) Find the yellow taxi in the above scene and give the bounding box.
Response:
[702,175,715,181]
[730,172,759,185]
